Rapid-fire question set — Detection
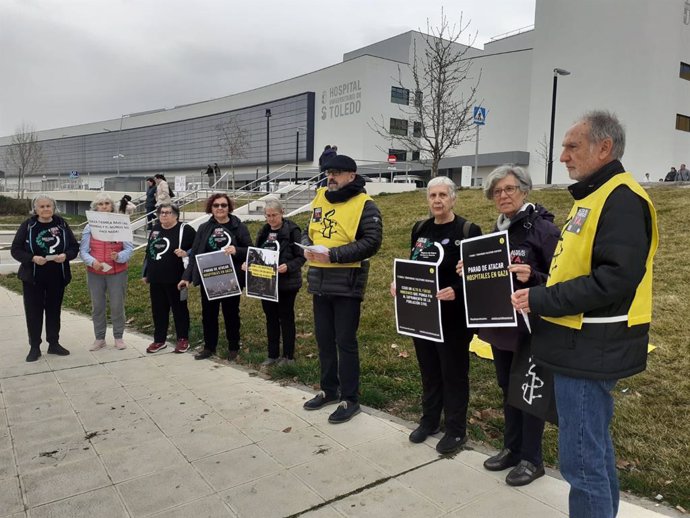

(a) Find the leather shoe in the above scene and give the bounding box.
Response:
[47,343,70,356]
[435,433,467,454]
[194,348,214,360]
[303,391,339,410]
[409,425,440,444]
[483,448,520,471]
[505,460,545,486]
[26,348,41,362]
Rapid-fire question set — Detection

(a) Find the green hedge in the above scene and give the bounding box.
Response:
[0,196,31,216]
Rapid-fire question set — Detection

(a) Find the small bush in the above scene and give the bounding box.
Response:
[0,196,31,216]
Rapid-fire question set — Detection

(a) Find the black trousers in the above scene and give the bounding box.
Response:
[146,209,156,230]
[201,289,240,352]
[313,295,361,403]
[492,345,545,466]
[261,290,298,359]
[150,282,190,343]
[23,278,65,349]
[413,325,473,438]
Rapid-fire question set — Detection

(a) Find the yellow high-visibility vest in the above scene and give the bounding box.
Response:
[307,187,371,268]
[543,172,658,330]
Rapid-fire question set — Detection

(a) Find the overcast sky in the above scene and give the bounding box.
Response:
[0,0,535,137]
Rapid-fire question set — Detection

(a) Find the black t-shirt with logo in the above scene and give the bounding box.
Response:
[146,223,196,284]
[32,220,65,280]
[204,224,234,252]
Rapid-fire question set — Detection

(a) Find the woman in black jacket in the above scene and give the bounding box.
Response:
[11,195,79,362]
[459,165,559,486]
[392,176,481,455]
[251,198,305,366]
[178,193,252,361]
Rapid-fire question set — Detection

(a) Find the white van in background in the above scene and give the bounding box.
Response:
[392,175,426,188]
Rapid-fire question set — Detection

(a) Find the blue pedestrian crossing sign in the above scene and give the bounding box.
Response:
[473,106,486,125]
[69,170,79,179]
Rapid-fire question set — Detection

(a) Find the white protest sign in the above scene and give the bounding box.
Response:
[175,176,186,193]
[86,211,134,242]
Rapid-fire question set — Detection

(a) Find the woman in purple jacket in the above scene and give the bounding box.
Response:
[458,165,559,486]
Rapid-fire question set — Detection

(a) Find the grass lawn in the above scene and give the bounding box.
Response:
[1,185,687,510]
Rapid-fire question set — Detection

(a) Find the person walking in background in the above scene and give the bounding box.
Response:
[206,164,215,186]
[302,154,383,424]
[80,193,134,351]
[251,197,305,367]
[143,203,196,354]
[154,173,172,206]
[317,145,337,188]
[463,165,559,484]
[11,195,79,362]
[663,167,677,181]
[512,111,658,518]
[178,193,252,361]
[677,163,689,181]
[118,194,136,215]
[213,163,221,184]
[145,177,157,229]
[393,177,481,454]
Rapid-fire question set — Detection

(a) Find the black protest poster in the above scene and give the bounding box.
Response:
[195,250,241,301]
[245,245,280,302]
[461,230,517,328]
[394,259,444,342]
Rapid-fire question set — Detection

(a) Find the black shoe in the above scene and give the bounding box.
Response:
[303,391,339,411]
[436,433,467,454]
[194,349,214,360]
[227,350,239,362]
[409,425,440,444]
[483,448,520,471]
[328,401,361,424]
[505,460,545,486]
[26,348,41,362]
[47,344,70,356]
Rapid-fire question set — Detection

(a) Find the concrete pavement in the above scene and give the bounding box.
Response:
[0,286,683,518]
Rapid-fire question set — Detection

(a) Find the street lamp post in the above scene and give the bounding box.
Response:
[265,109,271,178]
[295,126,305,183]
[547,68,571,184]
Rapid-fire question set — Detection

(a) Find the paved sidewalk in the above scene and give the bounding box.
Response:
[0,286,682,518]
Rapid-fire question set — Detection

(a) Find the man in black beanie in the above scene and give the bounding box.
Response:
[302,154,383,423]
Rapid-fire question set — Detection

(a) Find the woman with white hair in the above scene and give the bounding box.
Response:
[393,176,481,454]
[80,193,134,351]
[11,195,79,362]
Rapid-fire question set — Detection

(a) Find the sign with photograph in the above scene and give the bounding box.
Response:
[394,259,443,342]
[245,245,280,302]
[85,210,133,242]
[461,230,517,328]
[195,250,241,301]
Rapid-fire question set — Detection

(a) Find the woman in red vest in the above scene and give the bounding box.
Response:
[80,193,134,351]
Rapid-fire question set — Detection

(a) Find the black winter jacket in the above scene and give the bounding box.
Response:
[478,204,560,352]
[11,215,80,285]
[529,161,653,380]
[255,219,306,292]
[302,177,383,299]
[182,214,252,288]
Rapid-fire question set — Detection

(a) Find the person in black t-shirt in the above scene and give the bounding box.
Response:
[11,195,79,362]
[391,176,481,454]
[143,203,196,354]
[178,194,252,361]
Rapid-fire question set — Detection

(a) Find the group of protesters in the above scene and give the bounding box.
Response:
[10,109,658,518]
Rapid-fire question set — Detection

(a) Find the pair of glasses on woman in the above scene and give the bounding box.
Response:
[492,185,521,198]
[212,203,229,208]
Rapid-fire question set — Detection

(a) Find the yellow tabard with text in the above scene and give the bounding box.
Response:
[307,188,371,268]
[543,173,658,330]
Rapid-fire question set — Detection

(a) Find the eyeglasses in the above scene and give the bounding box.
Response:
[159,211,174,215]
[492,185,521,198]
[96,202,111,205]
[326,170,348,177]
[212,203,229,208]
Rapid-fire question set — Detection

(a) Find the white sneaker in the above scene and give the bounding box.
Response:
[114,339,127,350]
[90,339,106,351]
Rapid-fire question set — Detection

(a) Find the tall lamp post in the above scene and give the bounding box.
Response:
[295,126,305,183]
[265,109,272,178]
[547,68,571,184]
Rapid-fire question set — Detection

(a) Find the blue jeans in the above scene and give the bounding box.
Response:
[554,374,619,518]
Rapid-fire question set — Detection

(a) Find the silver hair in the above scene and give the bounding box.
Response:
[90,192,116,212]
[263,197,284,212]
[426,176,457,200]
[483,165,532,200]
[579,110,626,160]
[31,194,58,215]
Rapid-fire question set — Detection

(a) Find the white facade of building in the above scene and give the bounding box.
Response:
[1,0,689,186]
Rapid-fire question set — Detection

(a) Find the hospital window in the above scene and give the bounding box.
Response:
[390,87,410,105]
[676,114,690,132]
[389,118,408,136]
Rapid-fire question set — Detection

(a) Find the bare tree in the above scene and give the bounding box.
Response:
[534,133,550,183]
[216,116,249,191]
[371,10,481,177]
[4,123,44,199]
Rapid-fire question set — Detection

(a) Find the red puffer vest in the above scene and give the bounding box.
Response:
[86,238,128,275]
